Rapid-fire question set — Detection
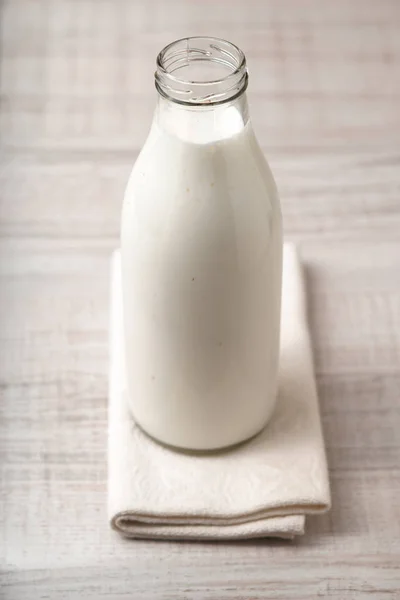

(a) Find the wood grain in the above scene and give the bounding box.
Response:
[1,0,400,598]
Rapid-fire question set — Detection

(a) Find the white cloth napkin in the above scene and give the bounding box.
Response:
[108,244,330,540]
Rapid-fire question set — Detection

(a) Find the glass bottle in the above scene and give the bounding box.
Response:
[121,37,282,450]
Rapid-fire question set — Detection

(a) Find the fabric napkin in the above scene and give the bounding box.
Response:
[108,244,330,540]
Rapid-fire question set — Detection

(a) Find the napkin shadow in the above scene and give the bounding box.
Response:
[300,262,365,540]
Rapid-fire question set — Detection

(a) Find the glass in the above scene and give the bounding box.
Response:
[155,36,248,105]
[121,37,282,451]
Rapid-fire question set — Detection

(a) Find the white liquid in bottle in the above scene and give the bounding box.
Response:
[121,38,282,450]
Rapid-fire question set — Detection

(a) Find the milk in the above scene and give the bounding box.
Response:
[121,96,282,450]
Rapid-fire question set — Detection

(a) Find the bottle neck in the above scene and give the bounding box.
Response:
[155,37,248,106]
[154,92,250,145]
[153,37,249,145]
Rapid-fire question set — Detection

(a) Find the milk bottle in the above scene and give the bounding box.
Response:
[121,37,282,450]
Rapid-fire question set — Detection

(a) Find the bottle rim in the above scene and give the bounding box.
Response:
[155,36,248,106]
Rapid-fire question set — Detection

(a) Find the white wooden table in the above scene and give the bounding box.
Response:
[1,0,400,597]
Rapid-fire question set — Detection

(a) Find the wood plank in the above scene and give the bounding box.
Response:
[1,151,400,241]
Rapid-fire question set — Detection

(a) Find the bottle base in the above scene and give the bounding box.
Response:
[129,399,278,453]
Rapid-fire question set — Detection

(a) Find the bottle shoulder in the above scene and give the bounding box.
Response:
[124,125,280,210]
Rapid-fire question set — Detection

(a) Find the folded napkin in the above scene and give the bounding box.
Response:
[108,244,330,540]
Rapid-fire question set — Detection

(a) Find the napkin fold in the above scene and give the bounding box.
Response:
[108,244,330,540]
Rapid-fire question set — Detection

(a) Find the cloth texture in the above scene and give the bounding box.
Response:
[108,244,330,540]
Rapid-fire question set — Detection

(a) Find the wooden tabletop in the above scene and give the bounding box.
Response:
[1,0,400,598]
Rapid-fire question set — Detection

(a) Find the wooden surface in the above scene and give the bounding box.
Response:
[1,0,400,598]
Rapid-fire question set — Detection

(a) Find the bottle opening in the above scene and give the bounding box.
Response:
[155,37,248,106]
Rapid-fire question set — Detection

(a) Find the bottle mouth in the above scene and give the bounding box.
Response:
[155,36,248,106]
